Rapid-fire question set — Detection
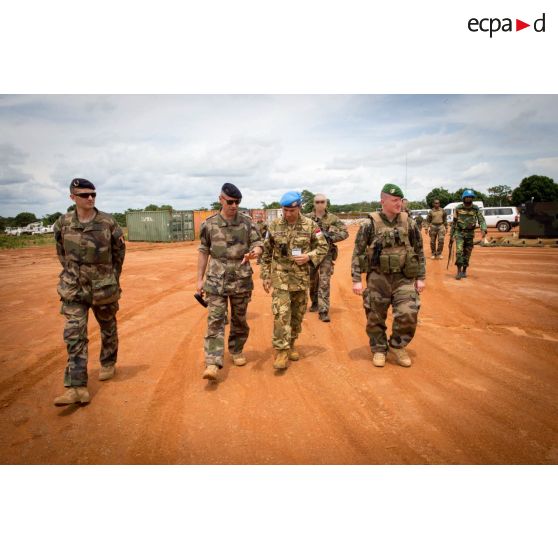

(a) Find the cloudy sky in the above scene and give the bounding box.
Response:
[1,94,557,217]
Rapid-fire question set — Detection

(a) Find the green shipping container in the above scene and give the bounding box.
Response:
[126,210,195,242]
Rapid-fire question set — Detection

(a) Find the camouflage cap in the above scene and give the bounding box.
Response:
[70,178,95,192]
[381,183,404,198]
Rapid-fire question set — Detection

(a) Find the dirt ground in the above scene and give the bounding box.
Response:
[0,225,557,464]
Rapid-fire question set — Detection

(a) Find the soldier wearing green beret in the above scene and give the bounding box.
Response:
[351,184,426,368]
[53,179,126,406]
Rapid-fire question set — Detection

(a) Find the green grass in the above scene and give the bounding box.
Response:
[0,234,56,250]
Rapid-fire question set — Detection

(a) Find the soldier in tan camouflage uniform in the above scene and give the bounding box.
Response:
[352,184,426,368]
[305,193,349,322]
[53,178,126,406]
[197,183,263,382]
[426,199,448,259]
[261,191,329,370]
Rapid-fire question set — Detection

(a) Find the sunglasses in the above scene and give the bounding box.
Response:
[75,192,96,199]
[315,200,326,204]
[222,198,241,205]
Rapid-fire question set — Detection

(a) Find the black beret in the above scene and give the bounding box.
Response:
[70,178,96,192]
[221,182,242,199]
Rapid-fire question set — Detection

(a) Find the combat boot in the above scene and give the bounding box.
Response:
[54,387,90,406]
[288,342,299,361]
[390,347,412,367]
[202,364,219,381]
[319,312,331,322]
[273,350,289,370]
[373,352,386,367]
[455,266,462,280]
[461,266,468,278]
[309,301,318,312]
[99,364,115,381]
[231,353,247,366]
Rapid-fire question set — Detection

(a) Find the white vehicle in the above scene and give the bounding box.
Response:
[480,206,519,232]
[444,201,484,225]
[410,209,429,220]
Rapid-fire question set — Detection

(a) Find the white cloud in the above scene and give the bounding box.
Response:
[524,157,558,177]
[0,95,557,216]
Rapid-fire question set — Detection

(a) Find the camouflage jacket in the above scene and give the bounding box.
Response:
[450,204,487,236]
[54,209,126,305]
[198,212,263,295]
[351,211,426,282]
[427,208,447,226]
[255,221,268,238]
[261,214,329,291]
[304,210,349,259]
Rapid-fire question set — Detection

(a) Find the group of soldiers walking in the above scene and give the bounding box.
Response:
[51,179,488,405]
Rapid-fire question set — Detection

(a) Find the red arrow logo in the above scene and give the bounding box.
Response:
[516,19,530,31]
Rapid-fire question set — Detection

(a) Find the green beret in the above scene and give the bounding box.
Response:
[381,183,404,198]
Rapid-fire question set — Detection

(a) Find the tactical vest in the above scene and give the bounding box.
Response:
[365,212,419,278]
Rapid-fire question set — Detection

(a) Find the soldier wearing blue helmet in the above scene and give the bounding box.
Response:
[450,189,487,279]
[261,191,329,371]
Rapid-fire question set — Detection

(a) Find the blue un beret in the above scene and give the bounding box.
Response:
[279,191,302,207]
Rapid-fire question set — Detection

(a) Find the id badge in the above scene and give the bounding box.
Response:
[291,248,302,257]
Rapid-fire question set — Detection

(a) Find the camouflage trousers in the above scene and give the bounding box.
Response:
[271,288,308,350]
[204,293,251,367]
[454,231,475,267]
[61,301,119,387]
[362,272,421,353]
[429,224,446,256]
[309,254,334,313]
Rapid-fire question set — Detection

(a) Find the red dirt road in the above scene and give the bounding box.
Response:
[1,226,557,464]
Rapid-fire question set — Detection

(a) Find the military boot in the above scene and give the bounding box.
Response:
[309,301,318,312]
[390,347,412,367]
[319,311,331,322]
[373,352,386,367]
[231,353,247,366]
[54,387,90,406]
[273,350,289,370]
[461,266,468,278]
[99,364,115,381]
[202,365,219,381]
[288,342,299,361]
[455,265,462,280]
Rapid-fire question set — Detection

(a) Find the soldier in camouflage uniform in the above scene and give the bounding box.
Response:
[53,178,126,406]
[197,183,263,382]
[305,193,349,322]
[426,199,448,259]
[414,213,424,231]
[450,190,487,280]
[261,191,329,370]
[255,219,268,264]
[352,184,426,368]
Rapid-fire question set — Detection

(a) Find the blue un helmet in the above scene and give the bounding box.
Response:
[462,189,475,199]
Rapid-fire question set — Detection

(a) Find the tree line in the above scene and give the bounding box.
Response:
[2,175,556,231]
